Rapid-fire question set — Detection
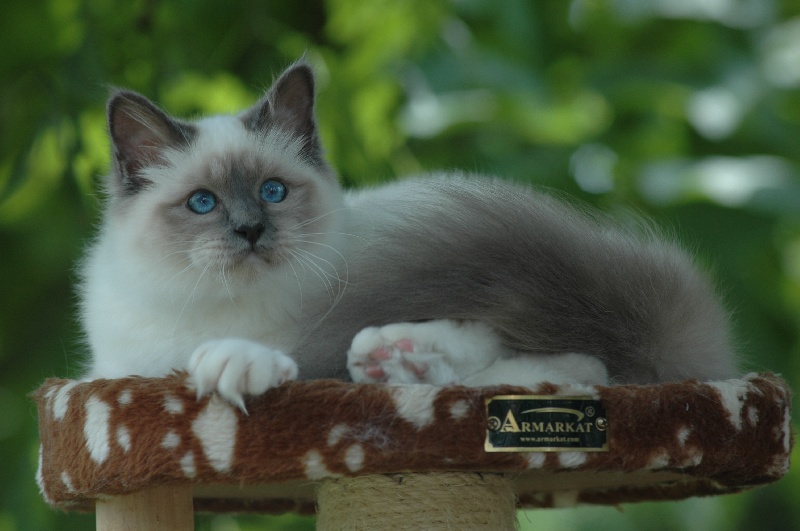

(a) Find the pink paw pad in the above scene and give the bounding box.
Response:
[364,364,386,379]
[363,339,427,381]
[394,339,415,352]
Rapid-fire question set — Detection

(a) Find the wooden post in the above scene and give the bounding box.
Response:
[95,485,193,531]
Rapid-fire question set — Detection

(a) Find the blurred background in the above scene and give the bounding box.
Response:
[2,0,799,529]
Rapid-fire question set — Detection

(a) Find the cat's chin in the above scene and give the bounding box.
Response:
[222,250,279,279]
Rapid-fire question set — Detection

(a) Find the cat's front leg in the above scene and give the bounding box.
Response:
[188,338,298,412]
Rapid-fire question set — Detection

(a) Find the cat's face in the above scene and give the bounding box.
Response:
[103,62,345,295]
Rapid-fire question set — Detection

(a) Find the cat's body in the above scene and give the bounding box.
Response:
[81,61,736,408]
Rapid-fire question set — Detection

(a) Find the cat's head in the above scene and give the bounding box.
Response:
[102,61,346,296]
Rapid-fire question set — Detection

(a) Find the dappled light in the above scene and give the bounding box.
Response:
[639,155,797,208]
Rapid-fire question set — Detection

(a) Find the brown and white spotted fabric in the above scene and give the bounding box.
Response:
[34,373,792,514]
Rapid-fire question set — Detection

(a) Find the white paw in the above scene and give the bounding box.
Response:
[188,338,298,412]
[347,324,460,385]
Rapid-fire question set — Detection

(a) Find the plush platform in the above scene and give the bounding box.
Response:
[35,372,792,519]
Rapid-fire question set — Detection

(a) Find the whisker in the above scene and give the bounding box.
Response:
[291,238,350,273]
[291,240,351,307]
[277,250,305,310]
[287,249,335,300]
[163,260,198,284]
[285,250,322,297]
[189,261,212,302]
[220,262,235,304]
[155,254,193,270]
[172,261,212,339]
[292,246,350,290]
[287,207,352,231]
[295,231,371,244]
[290,247,350,315]
[293,247,344,281]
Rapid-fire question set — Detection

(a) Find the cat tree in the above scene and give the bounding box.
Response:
[35,372,792,530]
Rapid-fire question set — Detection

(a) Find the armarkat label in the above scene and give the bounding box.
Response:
[485,395,608,452]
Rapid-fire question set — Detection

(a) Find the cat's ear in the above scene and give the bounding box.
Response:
[106,90,194,194]
[242,61,322,157]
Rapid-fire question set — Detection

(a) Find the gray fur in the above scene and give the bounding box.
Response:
[293,178,735,384]
[91,61,736,386]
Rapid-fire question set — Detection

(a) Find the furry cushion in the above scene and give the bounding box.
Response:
[34,373,792,514]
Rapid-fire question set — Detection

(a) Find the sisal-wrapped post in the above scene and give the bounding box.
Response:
[316,472,517,530]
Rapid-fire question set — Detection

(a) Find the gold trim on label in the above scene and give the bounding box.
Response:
[484,395,609,453]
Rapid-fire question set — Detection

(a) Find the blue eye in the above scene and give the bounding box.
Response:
[260,179,287,203]
[187,190,217,214]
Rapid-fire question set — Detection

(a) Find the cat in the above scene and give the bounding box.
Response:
[80,59,736,410]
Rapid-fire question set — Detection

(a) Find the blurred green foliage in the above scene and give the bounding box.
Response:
[2,0,799,529]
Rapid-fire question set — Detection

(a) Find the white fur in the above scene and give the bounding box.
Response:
[348,319,609,387]
[83,395,111,464]
[191,395,238,473]
[83,114,343,407]
[86,112,611,407]
[188,338,298,412]
[86,154,610,407]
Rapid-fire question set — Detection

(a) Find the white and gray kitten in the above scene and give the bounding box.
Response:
[81,61,736,409]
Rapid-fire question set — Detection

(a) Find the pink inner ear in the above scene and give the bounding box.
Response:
[246,63,316,138]
[116,110,164,150]
[271,68,315,136]
[273,69,314,117]
[109,96,184,179]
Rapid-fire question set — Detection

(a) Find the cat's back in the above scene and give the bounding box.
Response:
[334,173,735,384]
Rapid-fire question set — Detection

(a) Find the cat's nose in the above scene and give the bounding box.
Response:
[234,223,265,246]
